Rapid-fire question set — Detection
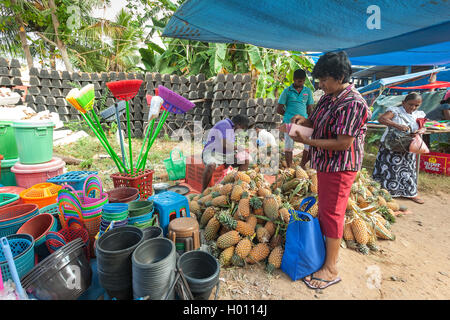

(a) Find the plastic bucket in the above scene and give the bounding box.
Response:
[177,250,220,300]
[12,121,54,164]
[11,157,65,189]
[0,121,18,160]
[142,226,163,240]
[106,187,139,203]
[128,201,153,217]
[0,158,18,186]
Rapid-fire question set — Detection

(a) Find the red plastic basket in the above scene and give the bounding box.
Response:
[185,155,230,192]
[110,169,154,200]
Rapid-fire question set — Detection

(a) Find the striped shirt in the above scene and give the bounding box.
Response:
[309,84,371,172]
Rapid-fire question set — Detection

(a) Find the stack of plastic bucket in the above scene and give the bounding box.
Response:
[0,120,19,186]
[9,120,65,189]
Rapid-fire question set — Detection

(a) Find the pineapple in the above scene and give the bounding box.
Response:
[257,188,272,198]
[295,167,309,180]
[203,187,212,196]
[264,221,276,237]
[343,222,355,241]
[219,246,235,267]
[217,211,255,237]
[212,184,223,193]
[219,225,231,236]
[246,215,257,230]
[266,246,284,274]
[377,196,387,207]
[235,238,252,259]
[269,233,283,249]
[220,183,233,196]
[200,207,216,227]
[279,206,291,224]
[231,184,244,202]
[198,194,213,205]
[358,244,370,255]
[222,172,235,184]
[235,172,251,184]
[386,201,400,212]
[246,243,270,264]
[309,203,319,218]
[208,195,228,207]
[204,216,221,241]
[367,229,379,252]
[237,193,250,219]
[281,178,301,193]
[347,198,357,211]
[375,220,395,240]
[211,191,221,199]
[250,196,263,215]
[263,195,279,220]
[351,218,369,245]
[216,230,241,249]
[207,240,221,259]
[189,200,201,216]
[310,172,318,194]
[256,226,271,243]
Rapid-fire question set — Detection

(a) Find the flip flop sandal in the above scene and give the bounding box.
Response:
[410,197,424,204]
[304,277,342,290]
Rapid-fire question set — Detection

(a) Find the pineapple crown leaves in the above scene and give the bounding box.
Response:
[377,205,396,224]
[249,196,263,209]
[241,191,249,199]
[211,191,221,198]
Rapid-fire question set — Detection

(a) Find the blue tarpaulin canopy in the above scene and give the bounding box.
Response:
[162,0,450,65]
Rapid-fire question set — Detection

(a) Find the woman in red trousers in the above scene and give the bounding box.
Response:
[291,51,371,290]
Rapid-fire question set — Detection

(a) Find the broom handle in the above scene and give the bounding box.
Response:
[87,111,126,172]
[139,108,170,171]
[81,113,127,174]
[137,118,155,170]
[136,117,154,170]
[90,109,126,170]
[125,100,134,175]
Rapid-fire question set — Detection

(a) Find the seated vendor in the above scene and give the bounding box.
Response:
[201,115,250,191]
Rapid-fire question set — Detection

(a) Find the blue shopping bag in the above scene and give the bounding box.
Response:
[281,197,326,281]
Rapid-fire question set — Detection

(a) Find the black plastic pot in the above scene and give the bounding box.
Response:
[177,250,220,300]
[142,226,163,240]
[132,238,176,300]
[96,226,144,299]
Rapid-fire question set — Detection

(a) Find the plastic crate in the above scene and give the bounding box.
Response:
[110,169,154,200]
[47,171,98,190]
[419,151,450,176]
[185,155,229,192]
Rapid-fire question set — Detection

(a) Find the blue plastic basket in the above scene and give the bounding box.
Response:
[0,234,35,281]
[0,193,20,208]
[0,210,39,238]
[47,171,98,191]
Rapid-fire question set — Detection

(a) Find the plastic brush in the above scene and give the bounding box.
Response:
[137,94,163,169]
[106,80,144,175]
[75,84,95,112]
[66,89,128,173]
[138,86,196,171]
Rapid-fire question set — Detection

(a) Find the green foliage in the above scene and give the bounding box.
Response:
[80,158,93,169]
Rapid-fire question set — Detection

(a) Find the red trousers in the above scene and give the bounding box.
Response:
[317,171,357,239]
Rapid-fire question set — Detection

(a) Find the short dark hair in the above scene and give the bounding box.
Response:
[254,123,265,130]
[232,115,249,129]
[312,51,352,83]
[293,69,306,80]
[404,92,422,102]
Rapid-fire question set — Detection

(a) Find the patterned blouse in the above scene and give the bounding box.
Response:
[309,84,371,172]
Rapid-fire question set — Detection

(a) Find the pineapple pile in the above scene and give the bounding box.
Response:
[272,165,400,255]
[188,169,286,274]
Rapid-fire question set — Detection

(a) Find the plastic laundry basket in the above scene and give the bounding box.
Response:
[12,121,54,164]
[0,121,18,160]
[163,149,186,180]
[11,157,65,189]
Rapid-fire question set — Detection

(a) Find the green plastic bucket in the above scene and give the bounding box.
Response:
[0,158,18,186]
[163,149,186,181]
[0,121,18,160]
[13,121,54,164]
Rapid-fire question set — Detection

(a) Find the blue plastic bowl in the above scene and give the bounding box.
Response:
[102,203,129,214]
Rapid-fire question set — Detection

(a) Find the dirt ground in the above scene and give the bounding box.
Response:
[217,192,450,300]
